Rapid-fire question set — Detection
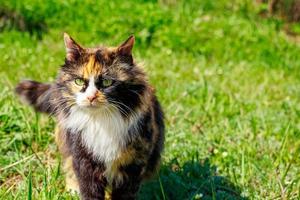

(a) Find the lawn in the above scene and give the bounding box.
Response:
[0,0,300,199]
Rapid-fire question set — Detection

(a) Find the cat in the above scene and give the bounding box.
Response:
[15,33,165,200]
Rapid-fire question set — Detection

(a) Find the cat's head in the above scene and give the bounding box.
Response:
[57,33,148,117]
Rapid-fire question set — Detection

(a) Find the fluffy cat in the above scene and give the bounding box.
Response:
[15,33,165,200]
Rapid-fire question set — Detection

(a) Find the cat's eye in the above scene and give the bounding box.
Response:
[102,79,113,87]
[74,78,85,86]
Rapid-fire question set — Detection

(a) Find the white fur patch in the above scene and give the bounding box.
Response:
[64,106,130,162]
[63,105,139,184]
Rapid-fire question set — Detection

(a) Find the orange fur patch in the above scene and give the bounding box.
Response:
[82,55,102,79]
[95,91,107,103]
[104,147,136,184]
[64,156,79,192]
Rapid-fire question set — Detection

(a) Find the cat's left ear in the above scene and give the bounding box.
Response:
[117,35,135,56]
[64,33,83,62]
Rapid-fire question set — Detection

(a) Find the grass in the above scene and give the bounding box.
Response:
[0,0,300,199]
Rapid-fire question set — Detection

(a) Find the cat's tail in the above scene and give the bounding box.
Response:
[15,80,54,114]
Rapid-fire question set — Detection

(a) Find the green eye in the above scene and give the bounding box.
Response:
[102,79,113,87]
[74,78,85,86]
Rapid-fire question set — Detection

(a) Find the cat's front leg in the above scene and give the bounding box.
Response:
[72,157,107,200]
[111,178,142,200]
[111,163,144,200]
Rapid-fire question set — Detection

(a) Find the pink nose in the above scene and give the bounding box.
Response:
[87,95,97,103]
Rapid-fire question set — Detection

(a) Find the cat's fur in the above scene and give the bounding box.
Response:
[15,33,164,200]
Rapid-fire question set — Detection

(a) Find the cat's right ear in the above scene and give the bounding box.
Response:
[117,35,135,56]
[63,33,83,62]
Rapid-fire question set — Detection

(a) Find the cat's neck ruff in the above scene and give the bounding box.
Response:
[63,105,138,164]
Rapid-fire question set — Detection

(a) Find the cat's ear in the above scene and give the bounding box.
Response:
[63,33,83,62]
[117,35,135,56]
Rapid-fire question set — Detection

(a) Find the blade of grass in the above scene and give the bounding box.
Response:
[158,171,166,200]
[27,171,32,200]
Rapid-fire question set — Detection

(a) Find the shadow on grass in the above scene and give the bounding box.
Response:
[139,158,247,200]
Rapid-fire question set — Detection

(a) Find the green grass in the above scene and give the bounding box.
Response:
[0,0,300,199]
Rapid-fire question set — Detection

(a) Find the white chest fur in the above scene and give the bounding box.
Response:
[63,106,133,164]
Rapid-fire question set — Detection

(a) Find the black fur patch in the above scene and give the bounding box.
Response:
[105,82,145,117]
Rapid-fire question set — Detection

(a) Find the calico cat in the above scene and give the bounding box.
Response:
[15,33,164,200]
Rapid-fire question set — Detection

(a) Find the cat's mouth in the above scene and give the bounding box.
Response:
[80,101,105,108]
[75,102,118,116]
[88,101,101,107]
[76,98,108,108]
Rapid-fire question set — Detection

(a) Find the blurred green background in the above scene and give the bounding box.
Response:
[0,0,300,199]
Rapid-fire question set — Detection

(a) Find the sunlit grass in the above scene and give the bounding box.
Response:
[0,0,300,199]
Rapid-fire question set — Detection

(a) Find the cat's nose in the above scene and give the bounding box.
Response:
[87,95,97,103]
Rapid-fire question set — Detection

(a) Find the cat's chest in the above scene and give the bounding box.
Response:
[64,107,131,164]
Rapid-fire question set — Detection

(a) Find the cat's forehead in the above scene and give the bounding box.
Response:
[80,55,101,79]
[80,47,116,79]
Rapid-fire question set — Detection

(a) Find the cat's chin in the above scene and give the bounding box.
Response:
[75,103,110,114]
[81,105,99,110]
[76,101,105,109]
[78,104,102,110]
